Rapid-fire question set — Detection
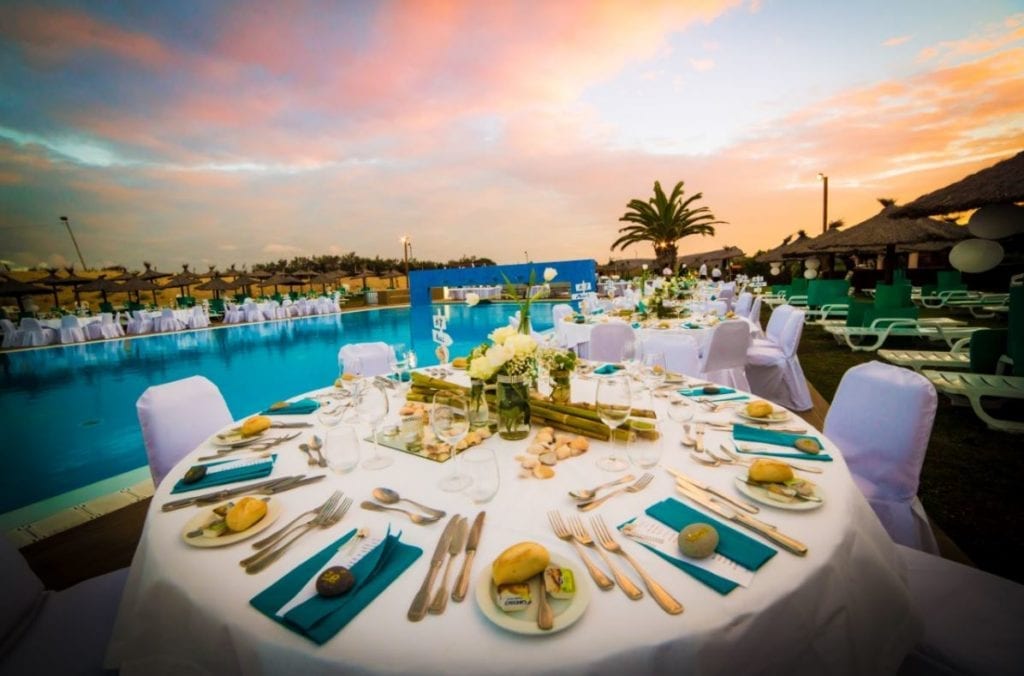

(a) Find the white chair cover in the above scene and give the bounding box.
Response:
[18,317,55,347]
[747,295,763,332]
[154,308,181,333]
[223,303,243,324]
[1,538,128,675]
[188,306,210,329]
[698,319,751,390]
[641,332,700,377]
[136,375,233,487]
[753,304,795,349]
[824,361,939,553]
[126,311,153,335]
[86,313,119,340]
[746,309,813,410]
[551,304,574,325]
[113,312,126,337]
[717,287,735,311]
[1,318,22,348]
[896,544,1024,674]
[339,342,395,377]
[588,322,636,362]
[242,302,263,323]
[733,292,753,317]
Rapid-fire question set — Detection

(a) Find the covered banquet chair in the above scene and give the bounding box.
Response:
[733,292,753,318]
[696,319,752,390]
[746,294,763,331]
[339,342,395,377]
[551,304,574,325]
[1,318,22,348]
[746,309,813,411]
[154,308,182,333]
[188,306,210,329]
[136,375,233,487]
[824,361,939,553]
[57,315,86,344]
[0,538,128,675]
[753,303,795,347]
[85,312,124,340]
[18,318,55,347]
[897,544,1024,675]
[640,331,701,377]
[588,322,636,362]
[126,310,153,335]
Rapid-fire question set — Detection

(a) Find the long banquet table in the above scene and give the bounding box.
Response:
[106,373,918,675]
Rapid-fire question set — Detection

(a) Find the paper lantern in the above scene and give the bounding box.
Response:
[804,258,821,270]
[803,269,818,280]
[968,204,1024,240]
[949,239,1004,273]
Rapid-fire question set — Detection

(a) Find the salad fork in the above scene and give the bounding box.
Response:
[240,491,342,570]
[250,493,337,550]
[244,497,352,574]
[565,515,642,600]
[575,473,653,511]
[547,512,613,590]
[590,516,684,615]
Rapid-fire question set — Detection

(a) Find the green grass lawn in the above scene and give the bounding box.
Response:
[795,309,1023,584]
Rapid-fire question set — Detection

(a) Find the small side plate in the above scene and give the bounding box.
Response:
[181,497,283,547]
[734,476,823,511]
[474,555,590,635]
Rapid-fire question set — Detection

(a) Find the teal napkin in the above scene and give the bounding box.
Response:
[592,363,624,375]
[170,455,277,494]
[251,527,422,645]
[732,424,832,461]
[645,498,776,594]
[591,308,605,315]
[679,386,736,396]
[261,398,320,415]
[636,301,647,313]
[631,322,641,329]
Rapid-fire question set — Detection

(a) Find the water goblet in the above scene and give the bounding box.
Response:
[432,391,472,492]
[463,446,500,503]
[628,419,664,469]
[323,424,360,474]
[639,351,667,402]
[355,380,392,470]
[595,375,631,472]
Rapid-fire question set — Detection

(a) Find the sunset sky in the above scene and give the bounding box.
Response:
[1,0,1022,271]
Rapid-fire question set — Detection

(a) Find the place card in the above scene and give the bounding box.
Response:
[620,516,755,587]
[275,535,382,618]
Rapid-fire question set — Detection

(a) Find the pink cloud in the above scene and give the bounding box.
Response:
[883,35,913,47]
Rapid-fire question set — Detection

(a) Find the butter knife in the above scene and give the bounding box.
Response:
[452,511,485,602]
[676,482,808,556]
[160,476,296,512]
[664,466,759,514]
[408,514,462,621]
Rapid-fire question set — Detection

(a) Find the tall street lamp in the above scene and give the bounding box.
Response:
[816,173,828,235]
[400,235,411,286]
[59,216,88,270]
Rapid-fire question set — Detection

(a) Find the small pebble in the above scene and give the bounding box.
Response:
[316,566,356,597]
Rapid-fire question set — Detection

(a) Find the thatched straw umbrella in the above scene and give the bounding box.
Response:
[107,269,137,282]
[119,275,163,305]
[195,273,238,300]
[891,150,1024,218]
[140,262,171,282]
[77,275,123,305]
[755,231,814,263]
[162,264,202,296]
[0,275,51,311]
[381,269,405,289]
[677,246,745,272]
[260,273,303,295]
[356,267,376,290]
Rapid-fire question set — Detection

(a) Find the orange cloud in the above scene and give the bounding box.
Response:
[883,35,913,47]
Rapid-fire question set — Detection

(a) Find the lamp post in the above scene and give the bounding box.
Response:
[400,236,411,287]
[816,173,828,235]
[59,216,88,270]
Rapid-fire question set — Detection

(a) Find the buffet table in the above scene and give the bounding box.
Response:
[106,374,917,675]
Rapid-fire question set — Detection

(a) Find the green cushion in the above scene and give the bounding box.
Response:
[936,270,966,293]
[874,283,913,309]
[788,277,809,297]
[970,329,1009,374]
[807,280,850,308]
[209,298,225,315]
[771,285,790,298]
[99,302,114,313]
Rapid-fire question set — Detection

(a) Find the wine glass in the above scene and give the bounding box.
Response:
[639,351,667,402]
[595,375,631,472]
[432,391,472,491]
[355,380,392,470]
[391,343,411,395]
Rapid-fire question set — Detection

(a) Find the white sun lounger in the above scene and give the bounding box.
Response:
[824,317,978,352]
[922,370,1024,433]
[917,290,980,309]
[943,293,1011,318]
[879,336,972,373]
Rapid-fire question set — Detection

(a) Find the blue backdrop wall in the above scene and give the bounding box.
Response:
[408,259,597,306]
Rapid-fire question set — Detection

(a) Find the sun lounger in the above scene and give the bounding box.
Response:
[918,289,981,309]
[879,337,972,372]
[944,293,1011,318]
[824,317,979,352]
[922,370,1024,433]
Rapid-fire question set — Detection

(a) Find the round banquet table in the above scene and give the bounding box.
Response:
[105,373,918,675]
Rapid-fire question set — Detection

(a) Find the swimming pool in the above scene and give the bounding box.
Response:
[0,303,558,515]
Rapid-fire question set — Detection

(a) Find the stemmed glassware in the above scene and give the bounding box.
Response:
[595,375,632,472]
[355,380,392,470]
[639,351,667,404]
[431,391,472,491]
[391,343,411,395]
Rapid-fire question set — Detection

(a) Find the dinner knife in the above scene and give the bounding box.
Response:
[160,476,296,512]
[664,466,759,514]
[452,511,485,602]
[675,482,808,556]
[408,514,462,621]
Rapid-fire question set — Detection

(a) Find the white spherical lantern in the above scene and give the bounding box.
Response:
[804,258,821,270]
[949,238,1004,273]
[769,264,781,276]
[803,269,818,280]
[967,204,1024,240]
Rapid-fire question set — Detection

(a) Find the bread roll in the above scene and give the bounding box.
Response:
[492,542,551,585]
[748,458,794,484]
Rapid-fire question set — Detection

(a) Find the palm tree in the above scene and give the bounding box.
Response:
[612,180,723,271]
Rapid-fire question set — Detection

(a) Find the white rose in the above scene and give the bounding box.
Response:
[490,325,515,345]
[465,292,480,307]
[543,267,557,282]
[505,333,537,356]
[485,343,512,370]
[468,358,493,380]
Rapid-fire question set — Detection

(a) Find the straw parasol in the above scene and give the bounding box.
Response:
[754,231,814,263]
[107,269,138,281]
[381,269,404,289]
[248,268,272,280]
[891,150,1024,218]
[0,275,51,311]
[119,275,163,305]
[356,267,376,290]
[76,275,123,304]
[162,264,202,296]
[677,246,745,270]
[195,273,238,300]
[260,272,303,295]
[140,262,171,281]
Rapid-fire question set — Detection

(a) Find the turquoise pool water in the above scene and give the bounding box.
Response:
[0,303,557,514]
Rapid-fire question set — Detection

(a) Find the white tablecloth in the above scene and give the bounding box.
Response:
[106,375,917,674]
[556,318,753,359]
[38,316,103,331]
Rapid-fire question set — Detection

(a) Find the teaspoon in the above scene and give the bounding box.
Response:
[360,501,442,524]
[372,487,447,518]
[568,474,636,500]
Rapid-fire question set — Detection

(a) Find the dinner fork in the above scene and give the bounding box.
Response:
[240,491,341,569]
[590,516,684,615]
[714,444,822,474]
[250,493,337,550]
[244,496,352,574]
[565,515,642,600]
[547,512,613,590]
[575,473,653,511]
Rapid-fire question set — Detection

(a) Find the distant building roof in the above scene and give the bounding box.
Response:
[892,150,1024,218]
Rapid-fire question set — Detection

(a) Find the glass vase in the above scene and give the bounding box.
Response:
[469,378,490,429]
[496,374,531,440]
[549,370,572,405]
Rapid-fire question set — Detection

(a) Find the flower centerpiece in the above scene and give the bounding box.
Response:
[503,267,557,335]
[538,346,577,404]
[468,325,538,440]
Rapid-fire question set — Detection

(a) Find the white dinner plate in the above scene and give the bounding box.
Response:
[733,476,824,511]
[210,425,267,447]
[735,407,792,424]
[181,497,283,547]
[475,555,590,635]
